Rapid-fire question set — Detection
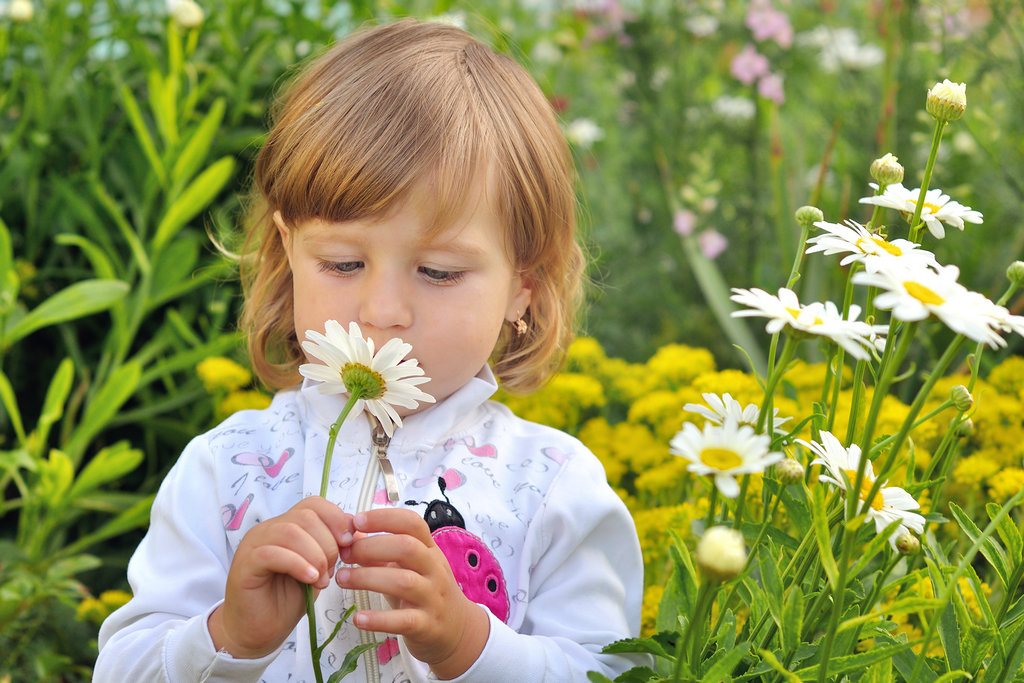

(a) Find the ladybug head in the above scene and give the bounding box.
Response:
[405,476,466,533]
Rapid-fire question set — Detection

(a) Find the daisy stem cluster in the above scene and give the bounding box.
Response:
[908,119,946,243]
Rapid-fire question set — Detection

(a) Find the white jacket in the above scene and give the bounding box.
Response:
[96,368,644,682]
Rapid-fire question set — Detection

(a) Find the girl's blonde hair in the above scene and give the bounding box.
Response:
[240,18,583,394]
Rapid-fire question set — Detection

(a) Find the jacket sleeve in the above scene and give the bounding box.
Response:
[445,445,647,682]
[94,436,280,682]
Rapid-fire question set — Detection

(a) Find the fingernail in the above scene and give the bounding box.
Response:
[339,531,353,545]
[354,512,367,528]
[304,565,319,583]
[336,568,350,585]
[354,612,369,628]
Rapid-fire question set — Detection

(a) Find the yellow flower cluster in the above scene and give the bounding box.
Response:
[76,589,132,626]
[196,356,252,393]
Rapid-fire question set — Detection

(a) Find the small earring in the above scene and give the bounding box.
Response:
[513,311,528,336]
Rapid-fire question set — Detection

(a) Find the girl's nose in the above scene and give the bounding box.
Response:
[358,270,413,332]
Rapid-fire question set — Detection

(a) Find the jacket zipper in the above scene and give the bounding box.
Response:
[353,421,397,682]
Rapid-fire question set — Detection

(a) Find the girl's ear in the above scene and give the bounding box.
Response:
[273,211,294,265]
[506,274,533,323]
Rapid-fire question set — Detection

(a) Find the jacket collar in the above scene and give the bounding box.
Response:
[298,365,499,452]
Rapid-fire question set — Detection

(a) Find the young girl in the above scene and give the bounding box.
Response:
[96,19,644,683]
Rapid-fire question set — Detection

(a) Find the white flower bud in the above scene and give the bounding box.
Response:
[894,531,920,555]
[169,0,204,28]
[696,526,747,581]
[774,458,805,485]
[926,79,967,122]
[949,385,973,412]
[8,0,33,22]
[870,153,904,186]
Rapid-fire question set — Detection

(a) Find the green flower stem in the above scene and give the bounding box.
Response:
[306,390,364,683]
[732,475,750,530]
[784,218,813,290]
[908,120,946,244]
[756,336,797,434]
[855,319,917,453]
[704,485,719,531]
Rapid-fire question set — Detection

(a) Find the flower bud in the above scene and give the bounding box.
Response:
[1007,261,1024,286]
[870,153,904,186]
[894,531,920,555]
[949,385,973,413]
[696,526,747,581]
[795,205,824,228]
[8,0,33,21]
[169,0,204,28]
[926,79,967,122]
[774,458,805,485]
[954,417,974,438]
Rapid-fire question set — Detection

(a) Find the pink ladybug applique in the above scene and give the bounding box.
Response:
[407,478,510,623]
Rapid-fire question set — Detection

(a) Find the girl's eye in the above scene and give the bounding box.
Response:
[319,261,362,275]
[419,266,465,284]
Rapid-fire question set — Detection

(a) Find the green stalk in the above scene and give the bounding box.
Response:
[306,391,363,683]
[907,120,946,244]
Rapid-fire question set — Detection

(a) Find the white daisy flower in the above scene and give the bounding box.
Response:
[797,430,925,547]
[852,260,1006,347]
[683,392,792,434]
[858,182,983,239]
[806,219,938,272]
[729,287,882,360]
[299,320,435,437]
[670,419,783,498]
[965,291,1024,339]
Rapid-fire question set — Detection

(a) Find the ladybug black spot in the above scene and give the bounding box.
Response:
[487,578,498,593]
[467,552,479,568]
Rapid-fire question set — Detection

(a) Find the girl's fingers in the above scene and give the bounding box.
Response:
[354,508,434,546]
[335,564,431,602]
[246,544,324,587]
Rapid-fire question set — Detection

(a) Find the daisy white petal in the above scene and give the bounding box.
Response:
[806,219,938,271]
[298,320,435,437]
[730,287,880,360]
[852,260,1005,347]
[858,182,983,240]
[798,430,925,547]
[683,392,791,433]
[670,419,783,498]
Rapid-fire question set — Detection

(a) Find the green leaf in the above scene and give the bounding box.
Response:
[0,215,12,286]
[811,488,840,590]
[68,441,143,500]
[838,597,943,632]
[326,642,378,683]
[37,449,75,507]
[34,358,74,451]
[759,543,785,632]
[64,361,141,466]
[0,368,26,443]
[119,83,167,186]
[55,233,117,280]
[987,501,1023,568]
[793,640,914,678]
[152,156,235,252]
[932,671,973,682]
[148,234,200,307]
[755,649,802,683]
[603,636,672,659]
[57,495,154,558]
[172,98,225,187]
[925,556,963,671]
[781,584,804,656]
[2,279,130,349]
[587,673,616,683]
[700,640,749,682]
[147,68,179,147]
[949,500,1011,590]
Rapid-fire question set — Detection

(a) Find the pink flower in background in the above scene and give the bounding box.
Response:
[730,44,770,85]
[674,210,697,236]
[746,0,793,48]
[757,72,785,104]
[699,230,729,259]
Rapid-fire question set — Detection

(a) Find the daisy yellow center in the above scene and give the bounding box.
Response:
[786,307,822,325]
[700,447,744,471]
[904,199,942,215]
[845,469,883,510]
[341,363,385,400]
[904,281,945,306]
[867,235,902,256]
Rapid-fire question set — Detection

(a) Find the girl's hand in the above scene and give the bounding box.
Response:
[336,508,490,679]
[209,496,355,659]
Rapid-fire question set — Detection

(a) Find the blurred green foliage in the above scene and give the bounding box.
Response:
[1,0,1023,679]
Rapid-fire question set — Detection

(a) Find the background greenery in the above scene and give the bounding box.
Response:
[1,0,1023,679]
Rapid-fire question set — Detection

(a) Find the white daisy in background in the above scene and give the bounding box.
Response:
[858,182,983,239]
[806,219,939,272]
[683,392,792,434]
[670,419,783,498]
[964,291,1024,339]
[797,430,925,547]
[299,320,435,437]
[852,260,1006,347]
[730,287,883,360]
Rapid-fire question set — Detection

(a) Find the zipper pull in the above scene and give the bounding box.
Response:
[371,422,400,502]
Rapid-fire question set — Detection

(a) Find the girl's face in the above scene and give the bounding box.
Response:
[277,181,531,413]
